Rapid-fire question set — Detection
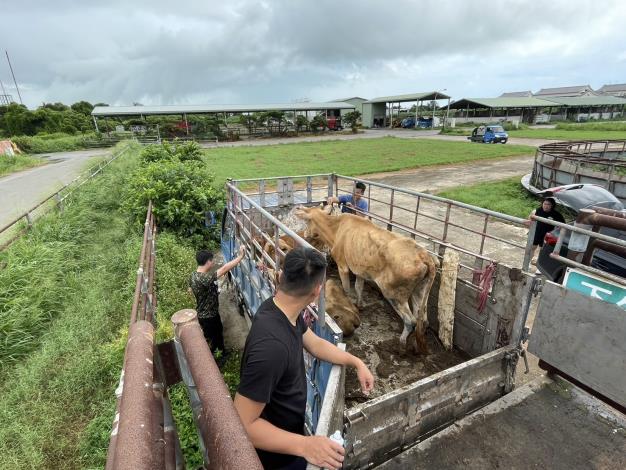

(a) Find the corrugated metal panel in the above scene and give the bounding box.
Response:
[535,85,595,96]
[540,96,626,106]
[365,91,451,104]
[92,102,355,117]
[448,97,556,109]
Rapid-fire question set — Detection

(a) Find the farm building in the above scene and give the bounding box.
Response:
[90,101,356,134]
[598,83,626,98]
[499,91,533,98]
[534,84,598,98]
[361,91,451,128]
[331,97,368,116]
[447,95,626,125]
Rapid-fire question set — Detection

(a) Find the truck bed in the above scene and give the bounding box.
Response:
[377,375,626,470]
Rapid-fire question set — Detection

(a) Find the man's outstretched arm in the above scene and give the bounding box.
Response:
[303,329,374,394]
[234,393,344,470]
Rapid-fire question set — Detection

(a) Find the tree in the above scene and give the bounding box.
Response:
[71,101,94,116]
[295,115,309,133]
[310,114,327,133]
[343,111,361,133]
[42,102,69,111]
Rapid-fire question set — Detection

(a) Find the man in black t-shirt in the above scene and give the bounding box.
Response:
[526,197,565,265]
[234,247,375,470]
[189,246,245,357]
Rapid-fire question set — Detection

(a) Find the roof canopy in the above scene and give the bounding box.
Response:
[92,102,355,117]
[448,97,555,109]
[365,91,451,104]
[539,96,626,106]
[448,96,626,110]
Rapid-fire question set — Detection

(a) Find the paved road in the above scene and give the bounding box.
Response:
[0,148,109,227]
[201,128,556,149]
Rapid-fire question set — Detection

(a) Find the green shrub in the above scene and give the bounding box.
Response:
[555,121,626,131]
[126,144,224,245]
[11,134,91,153]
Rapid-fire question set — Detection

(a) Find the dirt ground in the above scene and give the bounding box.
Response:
[335,267,469,408]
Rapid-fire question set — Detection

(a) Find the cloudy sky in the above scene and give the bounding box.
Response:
[1,0,626,108]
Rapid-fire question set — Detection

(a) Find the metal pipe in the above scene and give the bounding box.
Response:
[337,175,527,225]
[532,215,626,248]
[582,238,626,265]
[548,253,626,286]
[172,309,263,470]
[112,320,156,470]
[577,209,626,231]
[131,203,153,324]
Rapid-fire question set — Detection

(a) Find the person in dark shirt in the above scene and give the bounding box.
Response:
[234,247,374,470]
[526,197,565,264]
[189,245,245,357]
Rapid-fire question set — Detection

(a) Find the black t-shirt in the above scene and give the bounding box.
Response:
[533,206,565,246]
[189,271,219,319]
[238,298,309,469]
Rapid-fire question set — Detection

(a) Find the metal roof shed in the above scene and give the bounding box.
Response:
[362,91,451,128]
[90,101,355,133]
[447,97,557,123]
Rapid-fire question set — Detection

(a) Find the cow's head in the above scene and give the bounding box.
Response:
[295,206,324,243]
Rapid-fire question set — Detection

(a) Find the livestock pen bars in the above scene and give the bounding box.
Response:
[223,174,540,469]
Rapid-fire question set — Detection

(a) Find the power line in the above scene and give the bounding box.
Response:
[5,50,23,104]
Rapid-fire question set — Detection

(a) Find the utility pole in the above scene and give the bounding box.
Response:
[5,50,23,104]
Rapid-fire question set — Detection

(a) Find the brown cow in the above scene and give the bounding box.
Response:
[325,278,361,336]
[295,206,438,354]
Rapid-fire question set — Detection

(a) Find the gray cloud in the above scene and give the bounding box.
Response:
[0,0,625,107]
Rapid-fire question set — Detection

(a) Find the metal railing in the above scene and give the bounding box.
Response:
[525,207,626,285]
[107,201,262,469]
[105,202,185,470]
[531,140,626,204]
[0,143,132,250]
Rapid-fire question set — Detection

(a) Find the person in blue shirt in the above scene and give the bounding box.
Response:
[327,181,368,216]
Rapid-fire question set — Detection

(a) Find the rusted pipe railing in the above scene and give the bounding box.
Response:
[108,320,156,470]
[577,208,626,232]
[172,309,263,470]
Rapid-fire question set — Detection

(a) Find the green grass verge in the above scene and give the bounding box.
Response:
[0,145,142,468]
[437,176,539,219]
[508,129,626,140]
[555,121,626,131]
[0,153,46,177]
[203,136,534,183]
[10,133,99,153]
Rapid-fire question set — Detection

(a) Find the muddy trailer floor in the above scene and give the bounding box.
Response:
[327,266,469,408]
[377,376,626,470]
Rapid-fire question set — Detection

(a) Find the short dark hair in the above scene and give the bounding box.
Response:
[278,247,327,296]
[355,182,366,192]
[196,250,214,266]
[543,197,556,208]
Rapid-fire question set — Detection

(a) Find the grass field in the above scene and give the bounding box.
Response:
[0,154,45,177]
[203,136,534,183]
[509,129,626,140]
[437,176,539,219]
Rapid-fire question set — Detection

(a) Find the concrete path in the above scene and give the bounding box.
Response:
[201,128,556,149]
[0,148,109,226]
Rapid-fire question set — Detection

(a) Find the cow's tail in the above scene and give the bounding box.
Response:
[410,253,439,320]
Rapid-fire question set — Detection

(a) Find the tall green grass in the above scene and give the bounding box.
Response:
[0,153,45,176]
[10,133,97,153]
[0,143,142,468]
[555,121,626,131]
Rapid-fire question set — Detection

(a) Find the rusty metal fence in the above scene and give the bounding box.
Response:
[0,144,132,251]
[531,139,626,204]
[106,202,262,470]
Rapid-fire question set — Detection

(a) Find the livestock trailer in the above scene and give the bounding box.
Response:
[221,173,626,468]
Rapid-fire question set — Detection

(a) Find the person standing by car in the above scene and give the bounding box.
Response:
[526,197,565,264]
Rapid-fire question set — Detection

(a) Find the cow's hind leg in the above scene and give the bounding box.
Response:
[410,259,437,355]
[355,276,365,307]
[337,262,351,295]
[388,298,417,352]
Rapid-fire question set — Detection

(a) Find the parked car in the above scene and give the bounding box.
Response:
[401,117,417,128]
[536,184,626,282]
[401,116,434,128]
[468,124,508,143]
